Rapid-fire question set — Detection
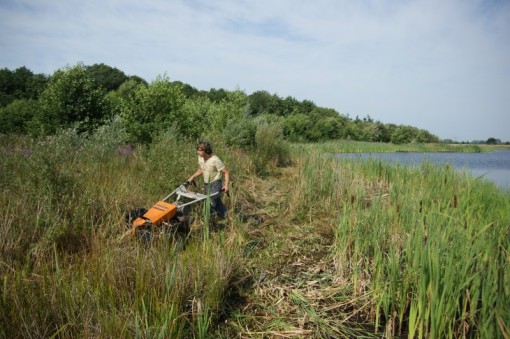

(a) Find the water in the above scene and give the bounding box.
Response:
[336,149,510,190]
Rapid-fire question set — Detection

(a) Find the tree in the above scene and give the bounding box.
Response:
[206,88,228,102]
[86,63,129,92]
[105,77,148,121]
[361,123,382,142]
[0,67,48,107]
[0,99,38,134]
[115,78,146,101]
[171,81,199,98]
[310,117,342,141]
[282,114,313,142]
[178,95,213,139]
[222,116,257,149]
[280,96,300,116]
[391,125,415,144]
[342,120,363,140]
[247,90,274,116]
[486,137,498,145]
[120,74,186,143]
[415,129,439,143]
[29,64,109,136]
[301,99,316,114]
[206,89,248,132]
[309,107,343,120]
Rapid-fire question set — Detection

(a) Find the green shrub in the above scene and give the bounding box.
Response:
[120,75,185,143]
[253,123,290,173]
[85,116,130,158]
[29,64,109,136]
[207,89,247,132]
[282,113,313,142]
[178,95,212,139]
[222,117,256,149]
[0,99,39,134]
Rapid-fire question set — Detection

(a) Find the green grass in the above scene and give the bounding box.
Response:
[1,134,509,338]
[296,140,510,153]
[0,131,251,338]
[295,145,510,338]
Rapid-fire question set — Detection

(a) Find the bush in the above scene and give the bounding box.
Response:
[282,113,313,142]
[29,64,109,136]
[85,116,130,158]
[253,122,290,173]
[222,117,257,149]
[0,99,38,134]
[120,75,185,143]
[178,95,212,139]
[206,89,248,132]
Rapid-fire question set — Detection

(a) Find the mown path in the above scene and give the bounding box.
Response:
[222,167,372,338]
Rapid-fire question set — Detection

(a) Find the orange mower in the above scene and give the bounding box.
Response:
[122,182,219,240]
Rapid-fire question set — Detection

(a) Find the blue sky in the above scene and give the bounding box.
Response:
[1,0,509,141]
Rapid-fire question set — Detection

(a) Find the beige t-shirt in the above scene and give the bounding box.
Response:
[198,155,225,183]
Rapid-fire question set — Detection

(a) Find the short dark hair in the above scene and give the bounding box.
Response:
[197,141,213,154]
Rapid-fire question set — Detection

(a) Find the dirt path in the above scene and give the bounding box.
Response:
[224,167,370,338]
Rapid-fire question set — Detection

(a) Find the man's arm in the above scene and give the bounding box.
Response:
[221,167,230,192]
[187,167,203,183]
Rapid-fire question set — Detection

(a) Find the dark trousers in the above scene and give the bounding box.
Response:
[204,180,227,219]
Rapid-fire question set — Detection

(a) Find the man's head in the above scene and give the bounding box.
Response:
[197,141,213,155]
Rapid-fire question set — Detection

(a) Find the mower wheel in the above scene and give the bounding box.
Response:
[173,201,190,217]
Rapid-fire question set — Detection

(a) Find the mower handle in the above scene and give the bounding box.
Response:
[185,179,196,187]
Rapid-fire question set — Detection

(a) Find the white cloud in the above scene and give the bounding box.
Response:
[1,0,509,140]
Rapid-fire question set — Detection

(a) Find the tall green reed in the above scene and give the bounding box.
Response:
[296,148,509,337]
[297,140,492,154]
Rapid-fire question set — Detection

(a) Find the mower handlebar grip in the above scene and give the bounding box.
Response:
[184,180,196,187]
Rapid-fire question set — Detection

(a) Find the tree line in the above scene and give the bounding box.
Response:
[0,63,441,145]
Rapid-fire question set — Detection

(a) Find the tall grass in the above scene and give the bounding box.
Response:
[295,145,510,337]
[301,140,505,153]
[3,131,508,337]
[0,129,253,337]
[1,238,240,337]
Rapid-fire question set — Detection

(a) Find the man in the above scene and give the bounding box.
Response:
[187,141,229,219]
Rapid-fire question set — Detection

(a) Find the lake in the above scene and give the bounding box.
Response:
[336,149,510,190]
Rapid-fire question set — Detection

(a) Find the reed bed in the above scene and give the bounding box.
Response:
[295,145,509,338]
[2,132,509,337]
[301,140,502,153]
[0,131,252,338]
